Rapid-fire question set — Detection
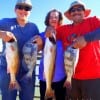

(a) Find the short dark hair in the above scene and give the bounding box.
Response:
[45,9,63,26]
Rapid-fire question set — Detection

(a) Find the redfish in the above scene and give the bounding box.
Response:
[6,39,20,90]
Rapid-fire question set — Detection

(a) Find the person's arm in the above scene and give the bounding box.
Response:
[73,28,100,49]
[84,28,100,42]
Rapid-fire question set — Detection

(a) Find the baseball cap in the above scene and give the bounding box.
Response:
[15,0,32,7]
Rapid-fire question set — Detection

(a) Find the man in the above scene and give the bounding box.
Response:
[46,0,100,100]
[0,0,43,100]
[60,1,100,99]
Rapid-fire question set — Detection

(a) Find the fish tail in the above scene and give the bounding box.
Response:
[63,78,72,89]
[45,88,54,99]
[9,73,21,90]
[9,80,21,91]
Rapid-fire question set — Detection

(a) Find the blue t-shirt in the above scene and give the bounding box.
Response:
[0,18,39,78]
[39,32,66,82]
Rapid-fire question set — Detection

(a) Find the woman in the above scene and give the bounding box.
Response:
[39,9,66,100]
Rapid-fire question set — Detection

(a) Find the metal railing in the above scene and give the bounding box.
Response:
[34,51,42,99]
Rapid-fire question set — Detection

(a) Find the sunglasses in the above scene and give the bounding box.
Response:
[69,6,85,13]
[15,5,32,11]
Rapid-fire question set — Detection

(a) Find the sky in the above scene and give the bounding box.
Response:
[0,0,100,33]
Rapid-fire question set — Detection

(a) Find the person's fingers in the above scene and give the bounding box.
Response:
[6,32,16,41]
[72,36,87,49]
[32,35,43,51]
[45,26,55,37]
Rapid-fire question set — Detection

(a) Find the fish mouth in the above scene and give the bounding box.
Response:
[8,38,16,42]
[49,37,56,44]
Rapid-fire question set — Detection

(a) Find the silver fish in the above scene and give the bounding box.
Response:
[6,39,20,90]
[64,46,79,86]
[44,33,56,99]
[22,39,38,79]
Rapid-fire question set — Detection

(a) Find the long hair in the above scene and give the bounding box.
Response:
[44,9,63,26]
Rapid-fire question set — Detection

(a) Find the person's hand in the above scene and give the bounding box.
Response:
[73,36,87,49]
[45,26,56,38]
[0,31,16,42]
[32,35,43,51]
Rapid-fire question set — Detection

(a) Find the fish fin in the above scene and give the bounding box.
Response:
[7,67,10,74]
[25,71,32,79]
[21,71,33,81]
[43,72,46,79]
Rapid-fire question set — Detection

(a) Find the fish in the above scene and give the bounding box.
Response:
[43,32,56,99]
[22,38,38,80]
[6,38,20,90]
[64,46,79,87]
